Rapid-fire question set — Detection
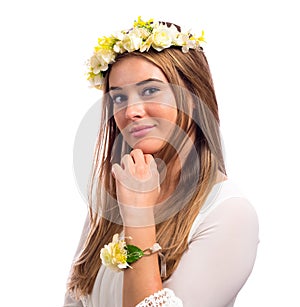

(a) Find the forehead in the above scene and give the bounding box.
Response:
[108,56,168,88]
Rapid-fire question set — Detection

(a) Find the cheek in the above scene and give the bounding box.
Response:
[148,100,177,120]
[157,107,177,123]
[169,109,178,123]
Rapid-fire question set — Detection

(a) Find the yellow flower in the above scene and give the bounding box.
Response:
[100,234,129,271]
[190,30,206,44]
[96,36,117,50]
[133,16,154,30]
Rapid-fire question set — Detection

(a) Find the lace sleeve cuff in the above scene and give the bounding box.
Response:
[135,288,183,307]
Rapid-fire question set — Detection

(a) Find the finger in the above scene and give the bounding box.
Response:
[144,154,155,165]
[130,149,146,164]
[144,154,159,176]
[111,163,126,181]
[120,154,134,170]
[149,157,159,173]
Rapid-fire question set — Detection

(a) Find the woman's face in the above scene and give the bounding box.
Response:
[109,56,178,154]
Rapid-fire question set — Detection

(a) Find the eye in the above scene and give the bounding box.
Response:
[111,94,128,105]
[142,87,160,97]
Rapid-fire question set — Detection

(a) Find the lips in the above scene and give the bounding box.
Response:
[129,124,156,137]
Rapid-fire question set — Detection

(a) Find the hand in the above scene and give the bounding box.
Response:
[112,149,160,226]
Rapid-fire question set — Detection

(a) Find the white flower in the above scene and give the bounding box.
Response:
[122,29,143,52]
[86,17,205,89]
[140,35,154,52]
[100,49,116,64]
[90,54,108,74]
[151,24,177,51]
[137,27,151,40]
[92,74,104,87]
[113,41,125,53]
[112,30,125,41]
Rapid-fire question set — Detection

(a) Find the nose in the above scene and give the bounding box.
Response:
[125,99,146,120]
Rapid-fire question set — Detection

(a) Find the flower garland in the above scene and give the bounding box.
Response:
[87,16,205,89]
[100,233,162,272]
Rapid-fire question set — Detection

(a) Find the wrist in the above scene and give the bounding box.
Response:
[119,203,155,227]
[124,224,156,249]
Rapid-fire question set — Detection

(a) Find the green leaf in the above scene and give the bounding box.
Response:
[126,245,144,264]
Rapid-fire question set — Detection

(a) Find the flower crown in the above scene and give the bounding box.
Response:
[87,16,205,89]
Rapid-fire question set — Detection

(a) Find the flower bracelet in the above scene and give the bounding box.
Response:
[100,234,165,276]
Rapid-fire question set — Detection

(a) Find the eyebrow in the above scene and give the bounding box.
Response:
[109,78,165,91]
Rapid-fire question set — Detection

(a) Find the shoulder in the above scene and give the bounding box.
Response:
[188,179,259,242]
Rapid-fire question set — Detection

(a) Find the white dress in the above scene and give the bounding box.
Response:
[63,179,259,307]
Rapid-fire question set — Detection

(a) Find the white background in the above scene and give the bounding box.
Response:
[1,0,299,306]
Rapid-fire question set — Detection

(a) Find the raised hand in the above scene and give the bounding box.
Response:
[112,149,161,226]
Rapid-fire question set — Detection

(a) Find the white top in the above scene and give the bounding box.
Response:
[63,179,259,307]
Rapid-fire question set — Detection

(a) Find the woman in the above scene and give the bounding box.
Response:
[64,17,259,307]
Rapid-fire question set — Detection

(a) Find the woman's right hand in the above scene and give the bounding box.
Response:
[112,149,161,226]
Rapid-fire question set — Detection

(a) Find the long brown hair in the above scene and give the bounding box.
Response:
[67,46,226,299]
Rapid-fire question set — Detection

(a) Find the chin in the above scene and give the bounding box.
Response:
[131,139,165,154]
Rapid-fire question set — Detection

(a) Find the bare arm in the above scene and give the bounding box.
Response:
[123,226,162,306]
[112,149,162,307]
